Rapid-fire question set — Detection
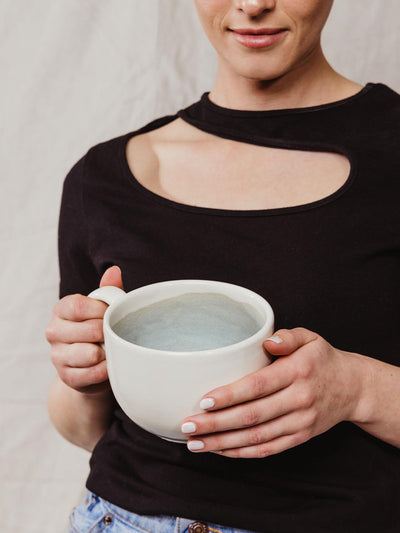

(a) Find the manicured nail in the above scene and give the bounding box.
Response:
[187,440,204,451]
[266,336,283,344]
[181,422,197,434]
[200,397,215,410]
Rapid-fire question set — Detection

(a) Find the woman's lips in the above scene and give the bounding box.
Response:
[230,29,287,49]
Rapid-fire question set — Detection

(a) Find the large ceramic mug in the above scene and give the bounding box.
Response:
[88,279,274,443]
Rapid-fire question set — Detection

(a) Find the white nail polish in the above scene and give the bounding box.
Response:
[200,397,215,410]
[266,336,283,344]
[181,422,196,434]
[187,440,204,451]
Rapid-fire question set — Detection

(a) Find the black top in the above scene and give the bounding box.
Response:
[58,83,400,533]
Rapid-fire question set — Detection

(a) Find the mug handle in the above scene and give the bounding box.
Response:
[87,286,126,306]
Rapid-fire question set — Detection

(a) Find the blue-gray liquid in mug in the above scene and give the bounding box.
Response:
[112,292,263,351]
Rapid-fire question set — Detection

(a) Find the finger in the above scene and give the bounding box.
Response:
[186,411,308,455]
[100,265,124,289]
[47,316,104,344]
[198,357,294,411]
[182,386,294,436]
[54,294,108,322]
[58,360,109,391]
[263,327,318,357]
[51,342,106,369]
[67,343,106,368]
[216,432,306,459]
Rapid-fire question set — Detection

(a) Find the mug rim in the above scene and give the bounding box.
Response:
[103,279,274,357]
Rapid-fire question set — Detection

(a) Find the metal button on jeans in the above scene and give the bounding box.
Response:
[188,522,209,533]
[104,513,113,525]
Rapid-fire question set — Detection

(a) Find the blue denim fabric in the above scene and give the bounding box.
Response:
[68,489,257,533]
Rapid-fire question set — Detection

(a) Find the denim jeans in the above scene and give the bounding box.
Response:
[68,490,258,533]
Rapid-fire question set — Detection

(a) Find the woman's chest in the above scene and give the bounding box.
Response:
[125,119,350,211]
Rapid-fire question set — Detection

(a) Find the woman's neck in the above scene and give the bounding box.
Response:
[209,46,363,111]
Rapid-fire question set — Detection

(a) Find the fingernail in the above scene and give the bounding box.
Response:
[181,422,197,434]
[187,440,204,451]
[200,397,215,410]
[265,336,283,344]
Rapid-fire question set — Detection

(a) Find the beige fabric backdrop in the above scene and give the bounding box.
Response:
[1,1,399,531]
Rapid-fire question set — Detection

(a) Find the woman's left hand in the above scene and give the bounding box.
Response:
[181,327,365,458]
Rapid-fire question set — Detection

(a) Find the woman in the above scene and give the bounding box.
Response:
[45,1,400,532]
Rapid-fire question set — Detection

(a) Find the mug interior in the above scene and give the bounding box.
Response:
[107,280,273,353]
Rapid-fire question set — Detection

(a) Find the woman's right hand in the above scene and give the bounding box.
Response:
[45,266,124,395]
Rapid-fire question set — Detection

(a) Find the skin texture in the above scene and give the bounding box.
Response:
[193,0,362,110]
[194,0,334,80]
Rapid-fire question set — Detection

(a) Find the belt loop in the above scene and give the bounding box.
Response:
[86,490,99,511]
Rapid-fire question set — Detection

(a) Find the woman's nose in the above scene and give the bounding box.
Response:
[233,0,276,17]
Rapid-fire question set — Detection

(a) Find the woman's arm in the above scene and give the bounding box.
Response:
[180,328,400,457]
[47,375,116,452]
[351,352,400,447]
[45,266,123,452]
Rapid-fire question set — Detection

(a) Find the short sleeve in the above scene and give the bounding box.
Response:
[58,152,100,299]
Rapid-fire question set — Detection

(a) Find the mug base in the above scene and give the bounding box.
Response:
[156,434,187,444]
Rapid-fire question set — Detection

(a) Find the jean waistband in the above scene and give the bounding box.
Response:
[85,489,254,533]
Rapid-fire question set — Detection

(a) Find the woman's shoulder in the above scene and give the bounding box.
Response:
[73,113,212,186]
[374,82,400,98]
[365,82,400,114]
[63,113,181,185]
[91,113,181,155]
[350,83,400,142]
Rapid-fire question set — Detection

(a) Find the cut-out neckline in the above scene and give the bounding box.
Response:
[119,84,376,217]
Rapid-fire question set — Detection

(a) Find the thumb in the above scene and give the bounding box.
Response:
[263,327,318,357]
[99,265,124,290]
